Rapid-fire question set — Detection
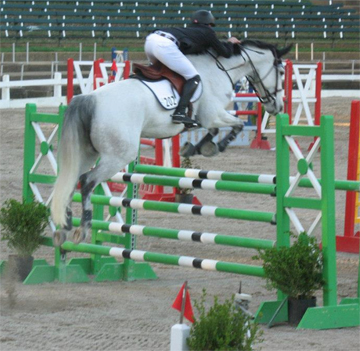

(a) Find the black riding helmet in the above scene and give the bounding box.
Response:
[191,10,216,27]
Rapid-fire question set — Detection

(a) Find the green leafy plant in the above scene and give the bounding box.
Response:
[187,289,263,351]
[253,233,325,299]
[0,199,49,257]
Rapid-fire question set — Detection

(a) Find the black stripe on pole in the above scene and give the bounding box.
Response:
[122,249,132,259]
[191,206,202,215]
[122,198,132,207]
[121,224,131,233]
[198,170,209,179]
[192,179,203,188]
[193,258,203,268]
[191,232,202,242]
[123,173,132,182]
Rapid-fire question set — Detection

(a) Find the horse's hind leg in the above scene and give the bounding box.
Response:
[53,151,99,246]
[73,155,131,244]
[53,201,73,247]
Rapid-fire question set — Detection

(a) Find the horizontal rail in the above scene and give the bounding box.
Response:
[72,193,277,224]
[111,172,276,195]
[60,240,265,277]
[71,218,276,250]
[134,165,360,192]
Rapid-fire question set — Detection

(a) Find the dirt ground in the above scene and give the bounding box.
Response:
[0,96,359,351]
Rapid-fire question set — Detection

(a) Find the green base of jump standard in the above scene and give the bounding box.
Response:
[255,299,360,329]
[20,258,157,284]
[94,262,158,282]
[297,304,360,329]
[340,297,359,305]
[254,300,288,325]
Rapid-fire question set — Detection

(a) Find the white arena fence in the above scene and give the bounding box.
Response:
[1,70,359,110]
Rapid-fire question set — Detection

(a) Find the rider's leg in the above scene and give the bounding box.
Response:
[145,33,200,127]
[171,75,201,125]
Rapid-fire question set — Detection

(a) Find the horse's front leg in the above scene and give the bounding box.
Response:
[180,128,219,157]
[73,173,96,244]
[202,109,245,129]
[218,125,244,152]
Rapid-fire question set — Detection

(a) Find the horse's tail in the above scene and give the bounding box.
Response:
[51,95,95,227]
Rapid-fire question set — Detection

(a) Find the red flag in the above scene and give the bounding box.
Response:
[172,282,194,323]
[111,59,118,72]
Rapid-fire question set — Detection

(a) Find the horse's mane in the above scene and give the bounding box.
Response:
[232,39,277,56]
[192,39,289,59]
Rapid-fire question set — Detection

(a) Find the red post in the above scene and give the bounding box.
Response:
[284,59,293,123]
[172,135,180,168]
[314,61,322,126]
[336,100,360,253]
[308,61,323,151]
[250,102,271,150]
[93,58,104,90]
[123,60,130,79]
[67,58,74,104]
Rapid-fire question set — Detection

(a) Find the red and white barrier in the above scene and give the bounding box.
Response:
[258,60,322,149]
[336,100,360,253]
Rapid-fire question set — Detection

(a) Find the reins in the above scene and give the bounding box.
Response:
[206,49,237,90]
[207,45,282,104]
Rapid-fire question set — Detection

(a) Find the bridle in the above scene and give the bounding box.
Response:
[207,46,284,104]
[245,49,284,104]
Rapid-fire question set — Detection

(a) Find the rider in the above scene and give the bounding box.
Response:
[144,10,241,127]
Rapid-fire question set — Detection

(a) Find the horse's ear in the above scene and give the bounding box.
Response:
[277,44,293,58]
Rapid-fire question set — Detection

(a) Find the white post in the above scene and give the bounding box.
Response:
[53,72,62,98]
[170,324,190,351]
[310,43,314,61]
[79,42,82,61]
[1,53,4,76]
[2,75,10,101]
[26,42,29,63]
[12,43,15,62]
[93,42,97,61]
[295,43,298,61]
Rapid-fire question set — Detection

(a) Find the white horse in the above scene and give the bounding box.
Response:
[51,40,291,246]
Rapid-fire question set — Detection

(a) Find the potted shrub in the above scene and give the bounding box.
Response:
[0,199,49,281]
[187,289,263,351]
[175,156,194,204]
[253,233,325,325]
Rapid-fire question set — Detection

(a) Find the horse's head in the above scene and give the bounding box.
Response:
[239,41,292,115]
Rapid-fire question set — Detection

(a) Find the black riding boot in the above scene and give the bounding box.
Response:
[171,75,201,127]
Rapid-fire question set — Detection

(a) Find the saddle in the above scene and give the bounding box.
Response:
[132,62,186,94]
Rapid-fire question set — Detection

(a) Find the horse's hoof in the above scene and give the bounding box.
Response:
[53,230,67,247]
[180,142,196,157]
[200,141,219,157]
[72,228,86,244]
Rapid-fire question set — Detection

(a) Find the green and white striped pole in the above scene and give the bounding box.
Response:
[71,218,276,250]
[60,241,265,277]
[72,193,276,224]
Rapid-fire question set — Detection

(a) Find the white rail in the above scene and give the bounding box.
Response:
[0,73,80,108]
[0,72,359,109]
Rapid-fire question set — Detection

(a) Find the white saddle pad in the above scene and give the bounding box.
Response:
[138,79,202,110]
